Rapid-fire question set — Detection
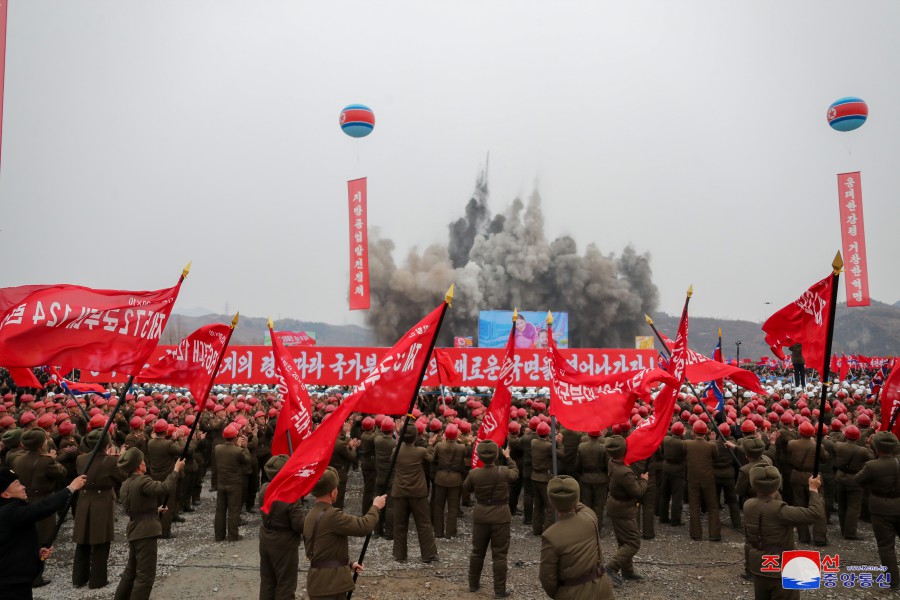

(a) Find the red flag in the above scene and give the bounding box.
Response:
[548,329,676,432]
[139,322,233,403]
[348,178,370,310]
[762,273,834,378]
[658,333,765,394]
[433,348,462,387]
[471,325,514,468]
[351,302,445,415]
[46,366,110,397]
[261,395,357,514]
[624,300,689,464]
[879,364,900,436]
[0,277,183,374]
[839,354,850,383]
[269,320,314,455]
[8,367,41,389]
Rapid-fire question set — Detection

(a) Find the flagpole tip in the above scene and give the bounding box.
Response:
[267,317,274,329]
[644,314,654,325]
[231,312,240,327]
[718,327,722,338]
[512,308,518,322]
[546,310,553,326]
[833,251,844,274]
[182,261,192,278]
[687,285,693,298]
[445,284,455,305]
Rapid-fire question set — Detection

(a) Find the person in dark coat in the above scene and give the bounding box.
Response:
[604,435,648,581]
[257,455,306,600]
[392,424,439,562]
[540,475,617,599]
[0,467,87,600]
[855,431,900,589]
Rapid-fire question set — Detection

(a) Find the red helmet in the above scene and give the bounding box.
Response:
[718,423,731,437]
[692,420,708,435]
[268,408,278,418]
[223,424,239,439]
[19,411,37,425]
[129,416,144,430]
[362,417,376,431]
[37,413,56,429]
[185,415,196,426]
[528,416,541,431]
[798,421,816,437]
[831,419,843,431]
[58,421,75,436]
[459,421,472,434]
[858,414,871,427]
[429,418,443,432]
[444,424,459,440]
[681,410,691,422]
[843,425,860,441]
[508,421,521,435]
[671,422,685,436]
[740,420,757,434]
[780,413,793,425]
[380,417,395,432]
[153,419,169,434]
[536,422,551,436]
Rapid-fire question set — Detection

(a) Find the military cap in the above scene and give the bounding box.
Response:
[311,466,340,498]
[85,428,109,449]
[741,437,765,458]
[21,428,46,451]
[749,464,781,494]
[872,431,899,454]
[118,447,144,473]
[402,424,418,443]
[547,475,580,512]
[1,428,23,449]
[476,440,499,464]
[264,454,289,480]
[605,435,627,458]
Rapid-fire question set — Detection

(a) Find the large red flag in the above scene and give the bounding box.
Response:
[433,348,462,387]
[658,333,765,394]
[0,276,184,374]
[262,297,449,512]
[7,367,42,389]
[548,328,676,433]
[624,298,689,465]
[139,322,233,402]
[878,363,900,436]
[269,320,314,455]
[471,323,515,468]
[351,302,445,415]
[762,273,834,378]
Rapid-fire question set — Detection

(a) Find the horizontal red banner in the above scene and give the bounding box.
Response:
[80,347,656,388]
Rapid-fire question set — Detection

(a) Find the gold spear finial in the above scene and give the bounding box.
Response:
[445,283,455,306]
[833,251,844,275]
[267,317,274,329]
[687,285,693,298]
[182,261,192,278]
[512,308,518,322]
[231,312,240,328]
[546,311,554,326]
[645,314,654,326]
[718,327,722,338]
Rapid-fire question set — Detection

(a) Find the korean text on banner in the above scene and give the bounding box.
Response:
[348,178,370,310]
[837,172,870,307]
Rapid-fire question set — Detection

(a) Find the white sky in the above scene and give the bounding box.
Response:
[2,1,898,326]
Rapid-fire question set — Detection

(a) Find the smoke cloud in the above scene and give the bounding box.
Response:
[364,168,659,347]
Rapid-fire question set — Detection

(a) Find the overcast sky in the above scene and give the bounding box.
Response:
[2,1,898,329]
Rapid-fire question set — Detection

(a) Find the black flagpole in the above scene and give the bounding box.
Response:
[812,253,842,478]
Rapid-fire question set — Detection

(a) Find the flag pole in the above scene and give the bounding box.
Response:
[285,430,294,455]
[645,309,741,469]
[45,261,191,547]
[349,284,454,598]
[546,310,558,477]
[812,253,842,478]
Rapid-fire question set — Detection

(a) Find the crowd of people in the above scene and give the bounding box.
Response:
[0,365,897,600]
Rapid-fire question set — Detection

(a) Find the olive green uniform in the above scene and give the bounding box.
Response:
[605,458,647,577]
[214,441,251,541]
[855,454,900,586]
[72,453,127,588]
[685,437,720,540]
[257,481,306,600]
[391,441,438,561]
[540,503,614,600]
[574,437,609,531]
[431,439,467,538]
[834,440,871,538]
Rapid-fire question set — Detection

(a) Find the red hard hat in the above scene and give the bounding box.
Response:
[0,415,15,428]
[536,422,551,436]
[268,408,278,418]
[223,424,239,439]
[19,411,36,425]
[780,413,793,425]
[415,420,426,434]
[529,416,541,431]
[741,420,757,434]
[671,422,685,436]
[843,425,860,441]
[129,416,144,430]
[444,424,459,440]
[58,421,75,435]
[798,421,816,437]
[459,421,472,434]
[380,417,395,432]
[185,415,196,426]
[858,414,871,426]
[699,413,710,423]
[37,413,56,429]
[516,408,527,419]
[362,417,375,431]
[831,419,843,431]
[153,419,169,434]
[718,423,731,436]
[89,414,108,430]
[681,410,691,422]
[429,418,443,432]
[692,420,708,435]
[638,405,649,417]
[508,421,521,435]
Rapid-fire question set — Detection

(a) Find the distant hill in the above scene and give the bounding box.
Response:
[653,299,900,360]
[161,300,900,357]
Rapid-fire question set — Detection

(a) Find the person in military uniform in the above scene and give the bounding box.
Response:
[113,448,184,600]
[685,420,721,541]
[743,465,824,599]
[146,419,185,538]
[11,428,67,587]
[659,422,686,526]
[462,440,518,598]
[357,416,378,515]
[560,425,582,477]
[328,421,360,510]
[530,422,557,535]
[834,424,871,540]
[432,423,467,538]
[574,431,609,532]
[214,423,251,541]
[374,417,396,538]
[604,435,648,581]
[855,431,900,588]
[506,421,525,515]
[0,467,87,600]
[304,467,386,600]
[257,454,306,600]
[72,429,127,589]
[521,417,539,525]
[540,475,618,599]
[734,436,773,581]
[392,423,439,562]
[713,422,741,529]
[204,404,228,491]
[775,414,798,505]
[786,421,829,545]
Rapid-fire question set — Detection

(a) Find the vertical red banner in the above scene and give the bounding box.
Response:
[837,172,870,307]
[348,177,370,310]
[0,0,8,171]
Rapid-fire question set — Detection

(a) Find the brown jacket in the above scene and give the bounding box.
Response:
[433,440,467,487]
[73,453,127,545]
[539,504,613,600]
[531,437,556,483]
[257,481,305,548]
[120,470,181,541]
[685,438,718,482]
[575,438,609,485]
[147,437,184,480]
[855,456,900,515]
[606,459,646,518]
[214,442,251,488]
[303,502,380,596]
[462,463,519,524]
[743,491,825,578]
[391,442,433,497]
